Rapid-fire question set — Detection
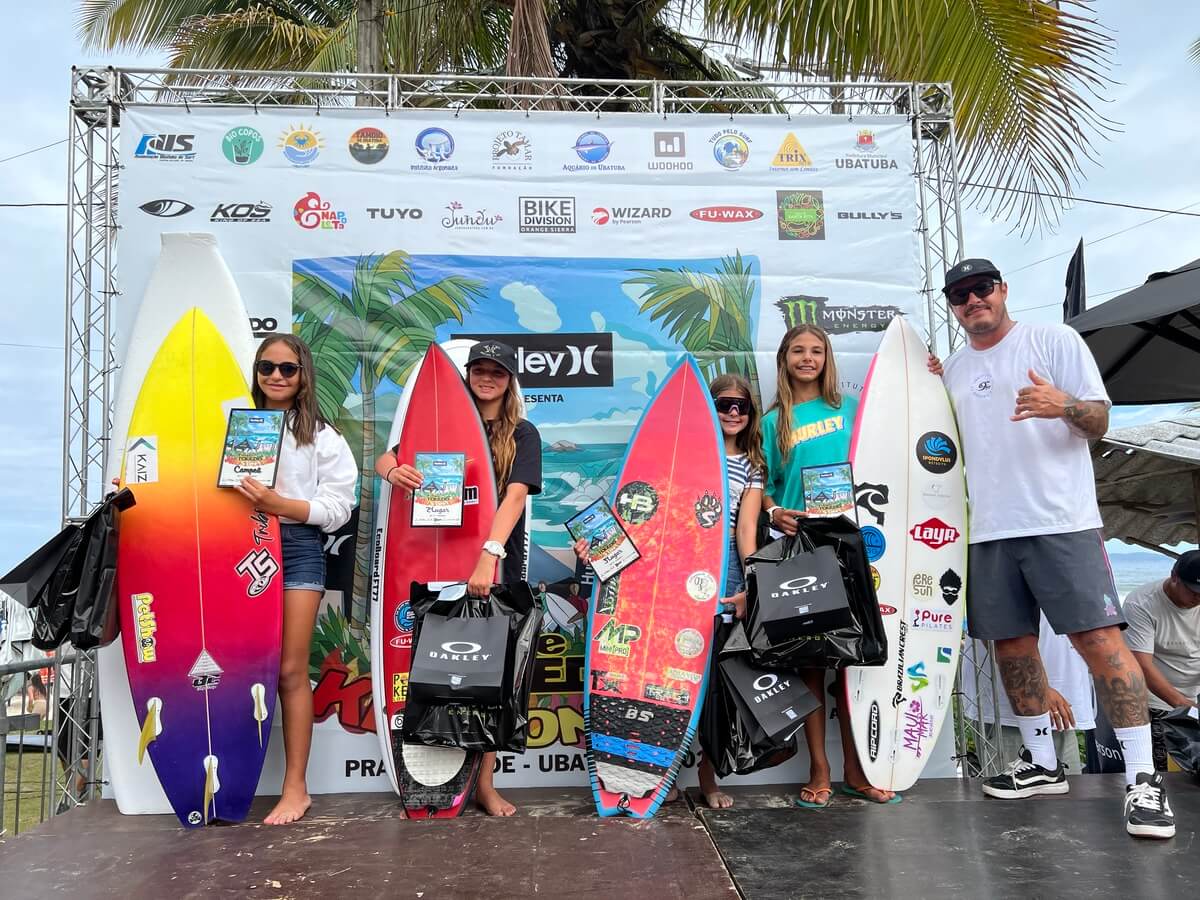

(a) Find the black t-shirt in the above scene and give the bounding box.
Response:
[496,418,542,583]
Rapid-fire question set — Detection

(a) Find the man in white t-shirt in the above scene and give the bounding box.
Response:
[934,258,1175,839]
[1122,550,1200,770]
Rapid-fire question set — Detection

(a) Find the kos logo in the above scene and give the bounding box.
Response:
[910,518,961,550]
[911,606,954,632]
[868,701,881,761]
[690,206,763,223]
[210,202,271,224]
[366,207,423,220]
[134,133,196,161]
[455,332,613,388]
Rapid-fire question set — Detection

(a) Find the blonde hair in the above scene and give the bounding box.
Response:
[709,373,767,477]
[767,325,842,461]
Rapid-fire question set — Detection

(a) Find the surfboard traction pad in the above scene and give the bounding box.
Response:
[586,695,696,808]
[394,726,481,815]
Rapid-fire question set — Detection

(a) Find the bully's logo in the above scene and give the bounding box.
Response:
[235,547,281,597]
[694,491,723,529]
[940,569,963,606]
[854,482,889,525]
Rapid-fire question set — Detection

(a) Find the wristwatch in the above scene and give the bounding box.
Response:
[766,506,781,524]
[483,540,507,559]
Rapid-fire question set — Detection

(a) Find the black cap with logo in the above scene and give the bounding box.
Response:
[1173,549,1200,593]
[466,339,518,377]
[943,258,1002,294]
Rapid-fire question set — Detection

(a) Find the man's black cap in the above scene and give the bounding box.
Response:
[1173,549,1200,592]
[943,258,1002,293]
[466,339,518,377]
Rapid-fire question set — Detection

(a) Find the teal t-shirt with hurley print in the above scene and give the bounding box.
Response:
[761,396,857,511]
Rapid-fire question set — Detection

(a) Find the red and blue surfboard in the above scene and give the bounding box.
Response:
[583,355,728,818]
[117,309,283,828]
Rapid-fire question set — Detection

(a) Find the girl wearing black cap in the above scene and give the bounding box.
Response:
[376,339,541,816]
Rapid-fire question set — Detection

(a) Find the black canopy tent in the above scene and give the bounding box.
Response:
[1068,258,1200,405]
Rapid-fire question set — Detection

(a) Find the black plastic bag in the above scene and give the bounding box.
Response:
[699,611,808,777]
[744,517,887,670]
[69,488,134,649]
[1159,704,1200,775]
[0,525,81,610]
[401,581,543,752]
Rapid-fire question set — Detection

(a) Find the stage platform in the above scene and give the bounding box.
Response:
[1,775,1196,899]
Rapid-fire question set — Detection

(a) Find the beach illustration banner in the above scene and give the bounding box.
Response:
[115,107,932,791]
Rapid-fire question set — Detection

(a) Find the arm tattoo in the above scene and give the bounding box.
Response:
[1062,396,1108,439]
[1094,668,1150,728]
[997,655,1049,716]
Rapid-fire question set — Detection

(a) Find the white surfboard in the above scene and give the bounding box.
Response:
[845,315,968,792]
[100,233,256,814]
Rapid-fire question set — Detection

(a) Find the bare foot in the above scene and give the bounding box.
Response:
[664,786,681,803]
[264,788,311,825]
[476,782,516,817]
[703,789,734,809]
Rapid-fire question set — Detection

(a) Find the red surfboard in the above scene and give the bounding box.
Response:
[584,356,728,818]
[370,344,497,817]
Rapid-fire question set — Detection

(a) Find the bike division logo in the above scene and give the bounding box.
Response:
[776,190,825,240]
[294,192,347,230]
[492,129,532,171]
[348,126,389,164]
[279,123,323,167]
[709,130,751,170]
[770,133,816,172]
[222,126,264,165]
[775,294,901,334]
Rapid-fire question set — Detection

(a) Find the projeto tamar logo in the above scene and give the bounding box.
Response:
[222,127,264,165]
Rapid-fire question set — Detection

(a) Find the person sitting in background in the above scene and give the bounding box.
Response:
[1122,549,1200,771]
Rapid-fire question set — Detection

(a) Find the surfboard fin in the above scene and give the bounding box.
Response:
[203,754,220,824]
[251,683,267,747]
[137,697,162,764]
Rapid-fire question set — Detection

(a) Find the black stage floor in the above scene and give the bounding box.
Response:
[1,775,1196,899]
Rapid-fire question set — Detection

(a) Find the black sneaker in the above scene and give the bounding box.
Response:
[1125,772,1175,839]
[981,748,1069,799]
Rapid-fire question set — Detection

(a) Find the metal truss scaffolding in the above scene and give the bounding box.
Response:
[62,68,995,812]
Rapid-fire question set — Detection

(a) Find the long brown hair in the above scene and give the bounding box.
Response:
[767,324,842,461]
[469,366,523,493]
[251,334,331,446]
[710,373,767,476]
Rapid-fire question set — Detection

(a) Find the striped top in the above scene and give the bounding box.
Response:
[727,453,764,533]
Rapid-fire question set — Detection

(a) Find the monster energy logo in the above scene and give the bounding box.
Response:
[774,295,902,334]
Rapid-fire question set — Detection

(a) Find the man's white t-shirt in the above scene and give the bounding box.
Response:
[1122,580,1200,712]
[942,322,1110,543]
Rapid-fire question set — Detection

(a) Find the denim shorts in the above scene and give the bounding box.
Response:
[724,537,746,596]
[281,523,326,592]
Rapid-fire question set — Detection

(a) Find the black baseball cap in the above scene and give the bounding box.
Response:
[1173,550,1200,592]
[466,339,518,377]
[943,258,1002,294]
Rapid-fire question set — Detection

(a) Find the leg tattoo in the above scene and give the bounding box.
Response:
[1094,669,1150,728]
[997,654,1049,716]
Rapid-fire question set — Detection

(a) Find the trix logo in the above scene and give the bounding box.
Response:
[910,518,960,550]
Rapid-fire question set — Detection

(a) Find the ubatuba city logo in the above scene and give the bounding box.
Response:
[910,517,960,550]
[454,332,613,388]
[294,192,347,230]
[837,129,899,170]
[690,205,762,223]
[776,294,902,334]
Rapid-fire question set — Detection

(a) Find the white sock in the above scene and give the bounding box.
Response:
[1015,713,1057,770]
[1113,724,1154,786]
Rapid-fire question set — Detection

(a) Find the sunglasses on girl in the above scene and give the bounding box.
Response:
[255,360,302,378]
[714,396,750,416]
[947,278,1000,306]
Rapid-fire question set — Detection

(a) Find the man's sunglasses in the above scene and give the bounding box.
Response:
[946,278,1000,307]
[714,396,750,416]
[255,360,303,378]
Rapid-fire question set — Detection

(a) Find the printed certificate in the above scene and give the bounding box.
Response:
[800,461,855,519]
[217,408,286,488]
[411,452,466,527]
[565,496,641,582]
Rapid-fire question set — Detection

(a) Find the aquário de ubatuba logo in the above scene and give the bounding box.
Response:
[915,431,957,474]
[615,480,659,525]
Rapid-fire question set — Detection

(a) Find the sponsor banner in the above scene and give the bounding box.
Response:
[116,107,923,791]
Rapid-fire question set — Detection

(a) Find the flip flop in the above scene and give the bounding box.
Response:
[794,786,833,808]
[840,784,902,804]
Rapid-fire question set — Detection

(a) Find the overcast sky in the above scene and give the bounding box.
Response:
[1,4,1197,571]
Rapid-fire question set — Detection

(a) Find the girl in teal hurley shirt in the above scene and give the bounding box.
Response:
[761,324,898,807]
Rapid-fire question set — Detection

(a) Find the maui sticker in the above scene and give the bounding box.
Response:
[902,698,934,757]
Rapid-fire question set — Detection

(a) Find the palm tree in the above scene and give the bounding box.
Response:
[293,250,485,630]
[625,252,762,400]
[78,1,1114,232]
